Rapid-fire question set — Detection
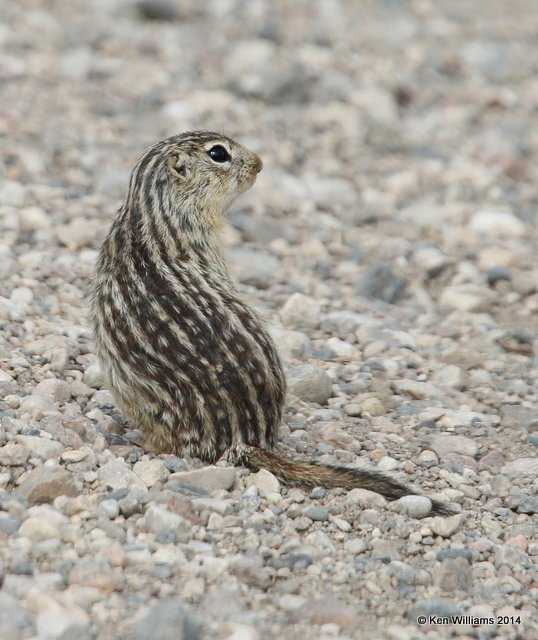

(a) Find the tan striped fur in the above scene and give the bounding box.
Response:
[90,131,454,517]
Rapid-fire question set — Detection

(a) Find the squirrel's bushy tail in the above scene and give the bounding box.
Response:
[239,445,455,517]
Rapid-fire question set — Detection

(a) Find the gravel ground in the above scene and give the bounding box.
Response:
[1,1,538,639]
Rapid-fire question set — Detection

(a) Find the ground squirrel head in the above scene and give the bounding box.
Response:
[125,131,262,244]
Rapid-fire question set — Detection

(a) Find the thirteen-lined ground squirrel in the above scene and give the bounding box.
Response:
[90,131,453,516]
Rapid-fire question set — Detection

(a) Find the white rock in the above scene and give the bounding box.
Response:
[222,623,260,640]
[390,495,433,518]
[56,218,100,249]
[393,379,440,400]
[470,210,525,237]
[0,443,29,466]
[19,206,51,231]
[98,499,120,519]
[83,361,103,388]
[432,365,466,389]
[350,86,398,124]
[170,465,237,491]
[133,459,169,487]
[430,513,464,538]
[417,450,439,468]
[0,369,13,383]
[280,293,322,330]
[246,469,280,496]
[377,456,399,472]
[207,512,224,530]
[412,247,449,272]
[97,459,147,493]
[326,337,358,359]
[344,538,367,554]
[16,436,64,460]
[19,516,60,542]
[430,435,478,458]
[440,284,495,312]
[345,488,387,509]
[36,605,91,640]
[144,504,192,541]
[268,327,312,360]
[0,179,25,205]
[34,379,71,403]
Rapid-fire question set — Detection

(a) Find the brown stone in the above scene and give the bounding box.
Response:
[14,466,80,504]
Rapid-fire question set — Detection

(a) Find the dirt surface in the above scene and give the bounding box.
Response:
[1,1,537,639]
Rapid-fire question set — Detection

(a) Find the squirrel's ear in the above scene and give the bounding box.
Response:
[168,153,190,181]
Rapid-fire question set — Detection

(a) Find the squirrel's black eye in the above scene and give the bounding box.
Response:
[207,145,231,163]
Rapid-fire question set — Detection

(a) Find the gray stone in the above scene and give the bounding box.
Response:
[0,592,33,639]
[142,504,191,542]
[358,261,405,303]
[430,435,478,458]
[268,327,312,360]
[304,506,329,521]
[170,466,236,492]
[289,596,360,631]
[417,450,438,468]
[287,365,333,404]
[433,557,472,591]
[387,561,415,586]
[517,496,538,514]
[321,311,378,337]
[15,466,80,504]
[501,457,538,476]
[0,180,25,206]
[18,395,56,418]
[500,405,538,432]
[0,516,21,535]
[135,597,201,640]
[494,545,530,568]
[190,498,232,516]
[137,0,180,21]
[407,598,461,623]
[344,538,367,554]
[436,548,473,561]
[228,249,279,289]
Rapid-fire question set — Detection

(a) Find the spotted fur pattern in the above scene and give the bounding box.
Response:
[90,131,454,517]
